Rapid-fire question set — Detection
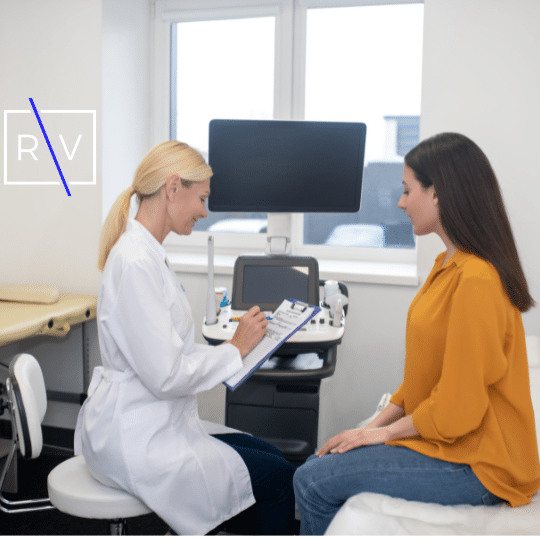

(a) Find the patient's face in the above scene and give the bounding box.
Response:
[398,165,440,237]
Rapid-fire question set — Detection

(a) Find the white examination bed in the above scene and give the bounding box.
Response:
[326,336,540,535]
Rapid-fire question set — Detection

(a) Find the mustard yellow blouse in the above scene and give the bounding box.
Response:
[388,250,540,506]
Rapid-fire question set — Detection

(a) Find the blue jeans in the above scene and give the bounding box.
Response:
[212,433,296,535]
[293,444,504,535]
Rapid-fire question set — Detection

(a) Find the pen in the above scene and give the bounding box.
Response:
[230,316,273,321]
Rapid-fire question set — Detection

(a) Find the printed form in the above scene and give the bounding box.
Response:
[224,299,321,390]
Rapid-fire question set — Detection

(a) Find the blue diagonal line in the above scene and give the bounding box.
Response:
[28,98,71,196]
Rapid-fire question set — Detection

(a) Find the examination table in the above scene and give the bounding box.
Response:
[325,336,540,535]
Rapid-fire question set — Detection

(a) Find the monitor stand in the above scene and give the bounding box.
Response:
[266,213,293,255]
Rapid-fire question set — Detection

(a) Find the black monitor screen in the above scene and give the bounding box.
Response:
[242,265,310,306]
[231,255,319,312]
[208,119,366,213]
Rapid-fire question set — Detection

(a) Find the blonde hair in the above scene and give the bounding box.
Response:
[97,141,212,271]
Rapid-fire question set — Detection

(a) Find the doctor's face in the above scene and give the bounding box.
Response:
[169,179,210,236]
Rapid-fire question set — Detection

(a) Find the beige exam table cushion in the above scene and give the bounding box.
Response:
[0,284,60,304]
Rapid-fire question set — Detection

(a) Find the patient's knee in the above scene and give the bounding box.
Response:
[293,455,319,495]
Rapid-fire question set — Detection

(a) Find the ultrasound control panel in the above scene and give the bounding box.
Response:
[202,303,344,346]
[202,254,346,349]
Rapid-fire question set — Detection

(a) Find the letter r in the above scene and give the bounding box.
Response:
[18,135,39,160]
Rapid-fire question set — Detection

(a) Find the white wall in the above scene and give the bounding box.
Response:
[419,0,540,337]
[0,0,151,429]
[0,0,102,294]
[0,0,102,429]
[102,0,152,220]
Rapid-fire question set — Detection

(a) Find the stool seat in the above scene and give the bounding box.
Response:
[48,455,151,520]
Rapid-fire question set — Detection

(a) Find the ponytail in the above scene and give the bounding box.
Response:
[97,186,136,271]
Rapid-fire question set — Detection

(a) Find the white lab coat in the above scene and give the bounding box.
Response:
[74,219,255,535]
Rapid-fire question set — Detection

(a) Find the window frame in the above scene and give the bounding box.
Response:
[152,0,422,265]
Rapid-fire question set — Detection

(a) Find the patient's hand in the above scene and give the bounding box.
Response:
[316,427,389,456]
[316,414,418,456]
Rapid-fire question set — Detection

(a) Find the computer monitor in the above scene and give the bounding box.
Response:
[208,119,366,213]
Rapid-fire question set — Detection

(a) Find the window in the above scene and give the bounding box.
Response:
[304,3,423,250]
[153,0,423,260]
[170,16,275,236]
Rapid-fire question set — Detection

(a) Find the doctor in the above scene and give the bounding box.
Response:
[75,141,296,535]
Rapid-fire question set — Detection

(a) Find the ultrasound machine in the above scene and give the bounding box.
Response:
[202,119,366,465]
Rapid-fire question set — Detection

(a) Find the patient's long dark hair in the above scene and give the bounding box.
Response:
[405,132,534,312]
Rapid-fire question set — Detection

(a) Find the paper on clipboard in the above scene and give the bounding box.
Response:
[224,298,321,391]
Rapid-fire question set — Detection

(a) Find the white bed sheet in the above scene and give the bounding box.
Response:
[326,353,540,535]
[326,488,540,535]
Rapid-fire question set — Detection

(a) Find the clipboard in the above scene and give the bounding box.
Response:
[224,298,321,390]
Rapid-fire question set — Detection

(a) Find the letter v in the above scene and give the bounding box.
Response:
[59,134,82,160]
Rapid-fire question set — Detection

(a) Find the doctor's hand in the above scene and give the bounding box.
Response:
[316,427,390,457]
[228,306,268,358]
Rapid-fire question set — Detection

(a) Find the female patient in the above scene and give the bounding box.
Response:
[75,141,295,535]
[293,132,540,535]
